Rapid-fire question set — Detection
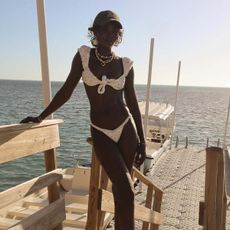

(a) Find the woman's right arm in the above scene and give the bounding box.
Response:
[20,52,83,123]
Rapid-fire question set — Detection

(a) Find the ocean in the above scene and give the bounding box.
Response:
[0,79,230,191]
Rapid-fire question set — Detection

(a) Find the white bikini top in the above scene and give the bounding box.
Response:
[78,45,133,94]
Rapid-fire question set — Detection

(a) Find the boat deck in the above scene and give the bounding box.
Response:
[109,147,230,229]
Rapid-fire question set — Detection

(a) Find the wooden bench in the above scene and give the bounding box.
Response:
[0,120,65,230]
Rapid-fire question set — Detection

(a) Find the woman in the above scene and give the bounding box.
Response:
[21,10,146,230]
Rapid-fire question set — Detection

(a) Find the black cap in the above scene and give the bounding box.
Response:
[89,10,122,31]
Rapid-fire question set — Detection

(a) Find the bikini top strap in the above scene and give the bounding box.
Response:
[78,45,91,69]
[122,57,133,77]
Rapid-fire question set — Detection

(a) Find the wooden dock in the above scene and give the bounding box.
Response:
[109,147,230,229]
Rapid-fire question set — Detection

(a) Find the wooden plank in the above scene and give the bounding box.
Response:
[8,203,87,220]
[66,203,88,213]
[63,227,85,230]
[224,149,230,197]
[0,169,62,209]
[0,124,60,164]
[9,198,65,230]
[216,148,225,230]
[7,206,37,218]
[0,119,63,133]
[65,213,87,228]
[24,197,48,208]
[98,189,163,225]
[65,194,89,204]
[0,217,19,229]
[133,167,163,192]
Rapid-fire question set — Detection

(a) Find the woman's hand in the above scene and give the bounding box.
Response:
[135,143,146,166]
[20,116,42,124]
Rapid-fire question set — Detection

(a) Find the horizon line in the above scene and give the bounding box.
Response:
[0,78,229,89]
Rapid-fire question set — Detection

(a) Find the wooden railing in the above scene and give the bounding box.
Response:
[0,120,65,230]
[86,137,163,230]
[199,147,228,230]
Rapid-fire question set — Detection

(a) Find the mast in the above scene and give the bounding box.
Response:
[139,38,154,192]
[170,61,181,149]
[36,0,52,116]
[223,96,230,150]
[143,38,154,136]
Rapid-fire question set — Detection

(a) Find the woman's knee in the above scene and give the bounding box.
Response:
[112,180,135,206]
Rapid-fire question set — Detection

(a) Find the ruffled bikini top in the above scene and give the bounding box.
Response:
[78,45,133,94]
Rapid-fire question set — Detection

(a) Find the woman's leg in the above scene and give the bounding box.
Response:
[118,120,138,173]
[114,120,138,228]
[91,122,137,230]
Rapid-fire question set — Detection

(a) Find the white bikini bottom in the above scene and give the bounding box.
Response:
[91,116,130,143]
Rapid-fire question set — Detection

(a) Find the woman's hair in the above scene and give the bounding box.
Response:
[88,26,123,47]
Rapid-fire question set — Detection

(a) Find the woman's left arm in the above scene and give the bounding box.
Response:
[124,67,146,165]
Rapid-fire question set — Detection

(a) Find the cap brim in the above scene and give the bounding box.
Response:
[88,20,122,31]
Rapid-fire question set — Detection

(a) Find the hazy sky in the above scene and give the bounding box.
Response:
[0,0,230,87]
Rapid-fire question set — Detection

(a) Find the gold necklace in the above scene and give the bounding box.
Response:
[95,49,115,66]
[96,49,114,59]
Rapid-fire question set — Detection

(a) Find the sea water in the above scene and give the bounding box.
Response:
[0,80,230,191]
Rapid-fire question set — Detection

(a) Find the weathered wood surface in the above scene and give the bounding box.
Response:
[0,168,62,209]
[0,119,62,164]
[0,120,64,230]
[9,198,65,230]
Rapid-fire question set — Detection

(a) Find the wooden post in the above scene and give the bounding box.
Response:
[222,192,227,229]
[97,167,110,230]
[204,147,224,230]
[86,147,101,230]
[44,148,61,230]
[44,149,57,172]
[36,0,52,109]
[216,147,225,230]
[44,149,59,203]
[142,185,154,230]
[150,191,163,230]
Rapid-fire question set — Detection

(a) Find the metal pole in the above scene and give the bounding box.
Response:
[223,96,230,150]
[175,136,179,148]
[36,0,53,115]
[139,38,154,192]
[143,38,154,136]
[169,61,181,149]
[185,136,188,149]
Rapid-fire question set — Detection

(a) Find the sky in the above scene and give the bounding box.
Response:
[0,0,230,87]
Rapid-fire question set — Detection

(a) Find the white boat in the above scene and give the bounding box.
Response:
[138,101,175,172]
